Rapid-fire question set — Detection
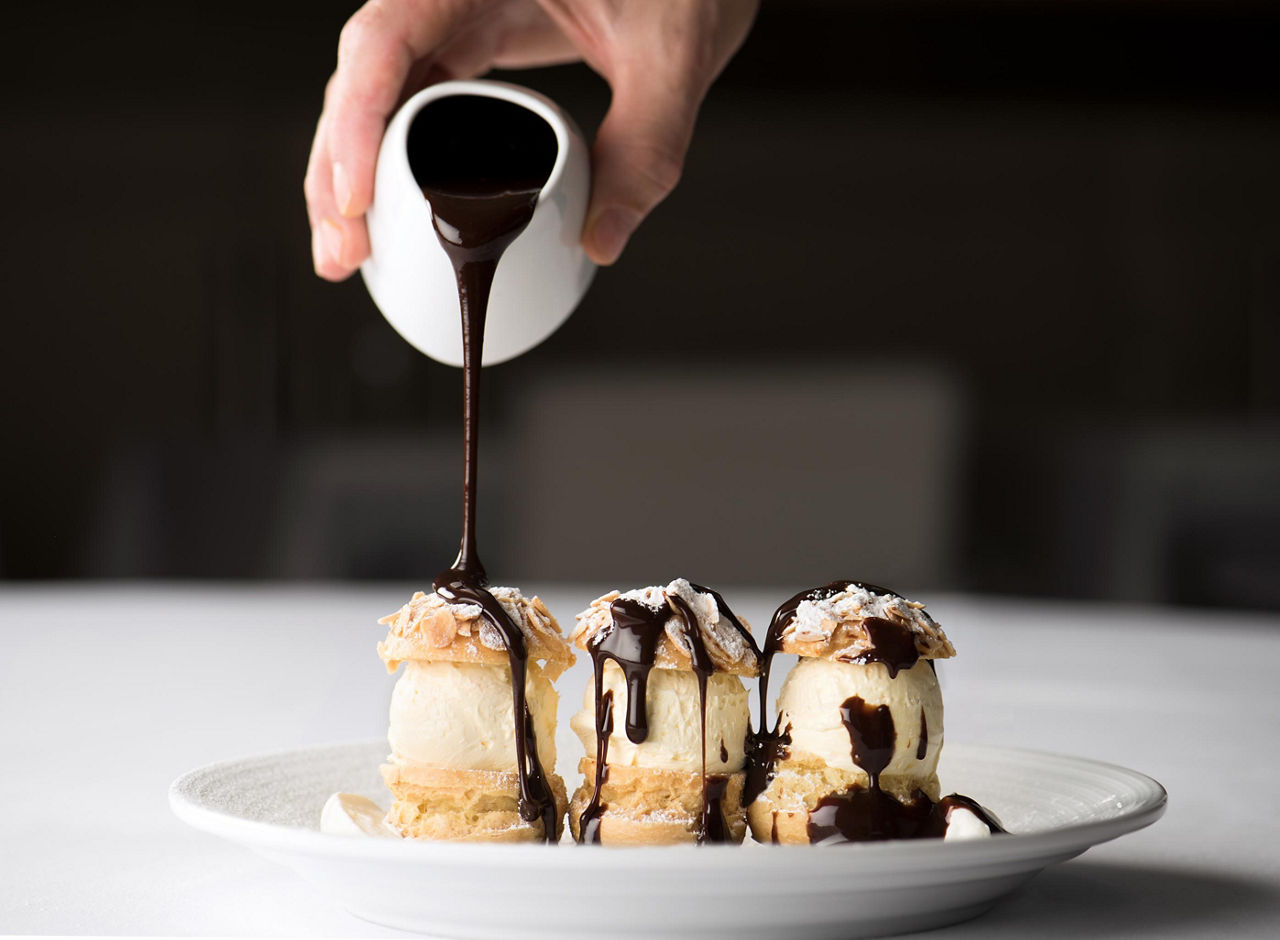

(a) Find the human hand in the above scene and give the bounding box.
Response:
[305,0,758,280]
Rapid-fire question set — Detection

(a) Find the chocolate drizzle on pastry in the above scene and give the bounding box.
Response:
[578,583,753,844]
[857,618,921,679]
[742,718,790,807]
[746,582,893,809]
[700,774,732,844]
[806,693,1005,843]
[577,689,614,845]
[807,789,1005,844]
[840,695,896,790]
[411,95,560,842]
[747,580,1004,842]
[753,581,901,745]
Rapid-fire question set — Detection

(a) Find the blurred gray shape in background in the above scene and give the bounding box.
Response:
[503,361,965,591]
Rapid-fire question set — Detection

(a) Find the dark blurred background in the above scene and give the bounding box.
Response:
[3,0,1278,608]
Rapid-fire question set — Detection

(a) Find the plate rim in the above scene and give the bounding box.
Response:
[169,740,1166,871]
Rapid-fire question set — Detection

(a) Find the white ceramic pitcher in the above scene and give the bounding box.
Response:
[361,79,595,367]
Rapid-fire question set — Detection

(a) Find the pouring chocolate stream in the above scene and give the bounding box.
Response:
[409,94,560,842]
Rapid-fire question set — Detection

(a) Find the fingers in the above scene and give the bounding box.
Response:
[574,0,759,265]
[305,0,758,277]
[305,112,373,280]
[488,3,579,69]
[305,0,483,279]
[326,1,419,220]
[304,110,352,280]
[582,71,699,266]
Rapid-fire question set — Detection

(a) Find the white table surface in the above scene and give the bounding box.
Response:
[2,583,1278,937]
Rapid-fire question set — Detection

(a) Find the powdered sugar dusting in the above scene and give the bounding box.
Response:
[782,583,954,661]
[574,579,758,675]
[377,586,574,677]
[790,585,933,642]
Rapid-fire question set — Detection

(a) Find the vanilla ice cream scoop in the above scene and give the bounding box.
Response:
[943,806,994,841]
[320,792,396,837]
[777,657,942,782]
[388,660,559,772]
[570,662,749,773]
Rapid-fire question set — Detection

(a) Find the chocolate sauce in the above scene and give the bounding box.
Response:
[719,740,729,764]
[929,794,1007,837]
[839,695,895,789]
[753,581,900,749]
[807,786,1006,843]
[742,718,790,807]
[578,689,614,845]
[807,788,935,843]
[857,617,921,678]
[745,581,899,808]
[411,95,560,843]
[805,692,1005,843]
[578,584,748,843]
[700,775,732,844]
[588,597,668,744]
[668,593,720,845]
[746,581,1002,842]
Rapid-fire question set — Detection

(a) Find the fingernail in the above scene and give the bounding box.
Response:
[333,162,353,216]
[320,218,345,267]
[588,207,641,265]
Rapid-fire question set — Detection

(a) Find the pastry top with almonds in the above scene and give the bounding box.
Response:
[773,583,954,663]
[570,578,759,678]
[378,588,575,680]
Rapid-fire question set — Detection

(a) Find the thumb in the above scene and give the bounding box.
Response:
[583,78,699,266]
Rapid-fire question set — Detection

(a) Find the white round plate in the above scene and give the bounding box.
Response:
[170,741,1165,939]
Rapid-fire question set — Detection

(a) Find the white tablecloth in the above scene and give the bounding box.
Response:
[1,584,1278,936]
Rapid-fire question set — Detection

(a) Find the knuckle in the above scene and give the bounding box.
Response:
[636,147,683,197]
[337,1,389,64]
[334,1,407,115]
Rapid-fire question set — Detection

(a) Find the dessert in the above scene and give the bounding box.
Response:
[567,579,759,845]
[326,95,573,842]
[318,97,1008,851]
[376,586,574,841]
[745,581,1003,843]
